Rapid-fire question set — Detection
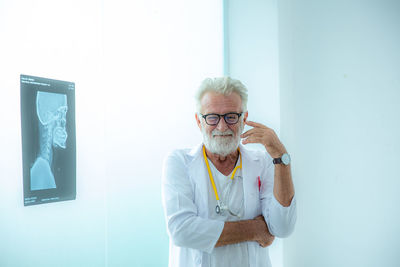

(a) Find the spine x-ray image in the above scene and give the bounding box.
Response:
[21,75,76,206]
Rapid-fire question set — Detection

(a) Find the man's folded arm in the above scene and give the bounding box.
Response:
[216,215,274,247]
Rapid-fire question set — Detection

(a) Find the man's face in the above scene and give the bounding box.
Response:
[196,92,248,156]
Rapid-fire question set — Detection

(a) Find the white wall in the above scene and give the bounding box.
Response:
[226,0,281,132]
[0,0,223,266]
[103,0,223,266]
[0,0,106,266]
[278,0,400,266]
[225,0,284,266]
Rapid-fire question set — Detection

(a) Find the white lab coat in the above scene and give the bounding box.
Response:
[162,143,297,267]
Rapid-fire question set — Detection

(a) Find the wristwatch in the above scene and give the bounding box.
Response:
[273,153,291,165]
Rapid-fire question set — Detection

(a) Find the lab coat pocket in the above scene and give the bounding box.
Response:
[252,190,262,216]
[192,183,206,217]
[245,186,261,218]
[192,183,199,214]
[190,175,210,218]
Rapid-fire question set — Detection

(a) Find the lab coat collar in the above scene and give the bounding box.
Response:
[188,143,203,158]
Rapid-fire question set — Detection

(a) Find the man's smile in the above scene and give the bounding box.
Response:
[213,134,233,137]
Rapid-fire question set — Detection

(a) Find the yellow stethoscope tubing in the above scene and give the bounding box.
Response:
[202,145,242,202]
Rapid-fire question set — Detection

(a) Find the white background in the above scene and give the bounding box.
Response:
[279,0,400,266]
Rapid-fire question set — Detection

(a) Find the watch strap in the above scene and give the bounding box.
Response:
[273,158,282,164]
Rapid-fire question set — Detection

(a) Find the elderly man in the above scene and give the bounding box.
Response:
[162,77,296,267]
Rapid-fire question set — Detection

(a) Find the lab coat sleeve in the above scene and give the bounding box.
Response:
[260,153,297,238]
[161,150,224,254]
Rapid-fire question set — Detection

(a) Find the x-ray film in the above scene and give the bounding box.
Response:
[20,75,76,206]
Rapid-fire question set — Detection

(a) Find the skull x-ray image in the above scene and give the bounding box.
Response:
[21,75,76,206]
[30,91,68,190]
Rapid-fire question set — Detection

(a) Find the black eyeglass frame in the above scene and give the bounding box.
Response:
[201,112,243,126]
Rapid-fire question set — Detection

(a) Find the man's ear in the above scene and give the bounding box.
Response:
[243,111,248,124]
[195,113,202,130]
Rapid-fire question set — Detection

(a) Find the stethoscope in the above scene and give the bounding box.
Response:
[202,145,242,215]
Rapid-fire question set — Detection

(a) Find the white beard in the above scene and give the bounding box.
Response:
[201,120,244,157]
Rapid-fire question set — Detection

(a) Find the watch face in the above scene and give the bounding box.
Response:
[281,153,291,165]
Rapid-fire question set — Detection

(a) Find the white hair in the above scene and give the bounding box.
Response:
[195,77,248,113]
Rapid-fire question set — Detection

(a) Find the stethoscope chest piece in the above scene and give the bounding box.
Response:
[215,205,221,214]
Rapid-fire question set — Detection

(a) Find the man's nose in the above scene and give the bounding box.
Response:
[216,116,228,131]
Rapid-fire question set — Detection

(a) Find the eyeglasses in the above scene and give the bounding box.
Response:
[201,112,243,126]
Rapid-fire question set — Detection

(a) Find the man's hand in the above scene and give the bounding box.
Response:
[241,120,286,158]
[215,216,275,247]
[253,215,275,247]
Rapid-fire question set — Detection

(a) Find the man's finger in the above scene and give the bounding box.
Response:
[241,128,266,138]
[240,128,257,138]
[242,136,262,145]
[245,120,268,128]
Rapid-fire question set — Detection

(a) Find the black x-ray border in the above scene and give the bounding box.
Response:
[20,74,76,206]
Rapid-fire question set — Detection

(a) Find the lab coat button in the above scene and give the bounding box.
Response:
[196,257,202,265]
